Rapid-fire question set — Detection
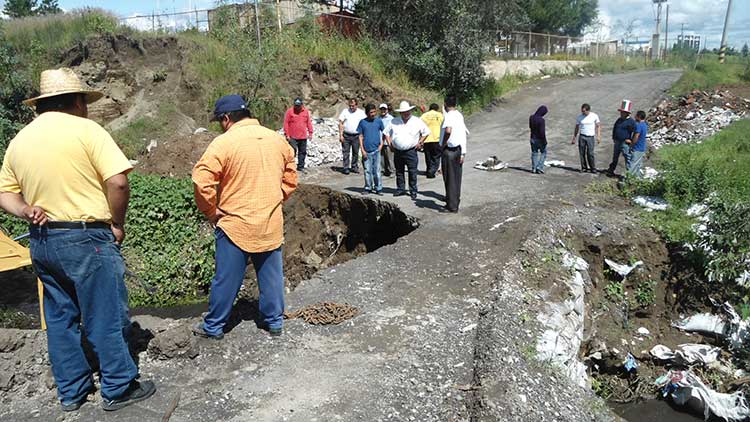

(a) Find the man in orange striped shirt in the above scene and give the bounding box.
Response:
[192,95,297,339]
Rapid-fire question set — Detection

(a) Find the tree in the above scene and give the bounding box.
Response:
[742,43,749,58]
[357,0,527,96]
[2,0,61,19]
[520,0,598,36]
[36,0,61,15]
[2,0,36,19]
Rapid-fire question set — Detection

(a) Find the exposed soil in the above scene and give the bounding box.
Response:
[137,131,214,177]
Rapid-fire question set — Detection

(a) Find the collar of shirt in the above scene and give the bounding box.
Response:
[228,118,260,132]
[389,116,427,150]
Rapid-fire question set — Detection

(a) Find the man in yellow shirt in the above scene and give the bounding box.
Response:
[420,103,444,178]
[192,95,297,340]
[0,68,155,412]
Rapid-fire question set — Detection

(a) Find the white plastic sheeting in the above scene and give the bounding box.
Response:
[633,196,669,212]
[536,251,589,388]
[474,156,508,171]
[604,259,643,278]
[650,344,721,366]
[656,370,750,422]
[544,160,566,168]
[673,302,750,351]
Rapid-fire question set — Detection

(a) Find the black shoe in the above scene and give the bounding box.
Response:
[297,168,306,173]
[537,169,544,174]
[410,193,418,200]
[343,168,351,175]
[61,398,86,412]
[101,380,156,412]
[269,327,283,337]
[191,322,224,340]
[374,190,382,196]
[351,168,360,174]
[383,172,392,177]
[361,190,370,195]
[426,174,435,179]
[394,191,408,197]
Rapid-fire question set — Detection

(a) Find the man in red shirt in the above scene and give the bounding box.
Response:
[283,97,313,172]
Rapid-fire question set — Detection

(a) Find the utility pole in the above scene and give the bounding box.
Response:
[680,23,684,49]
[253,0,261,49]
[652,0,667,60]
[664,4,669,60]
[719,0,733,64]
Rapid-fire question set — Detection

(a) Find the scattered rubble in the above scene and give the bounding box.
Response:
[279,117,342,168]
[648,89,750,149]
[474,156,508,171]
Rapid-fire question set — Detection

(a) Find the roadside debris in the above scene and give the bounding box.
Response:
[473,156,508,171]
[544,160,566,168]
[643,167,659,181]
[633,196,669,212]
[655,369,750,422]
[604,259,643,278]
[279,118,341,167]
[673,301,750,351]
[284,302,359,325]
[650,344,721,366]
[489,216,522,231]
[648,89,750,149]
[624,353,638,372]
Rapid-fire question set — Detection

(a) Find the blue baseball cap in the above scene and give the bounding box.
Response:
[211,94,247,121]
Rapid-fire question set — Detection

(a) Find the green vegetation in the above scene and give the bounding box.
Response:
[112,104,178,158]
[630,120,750,309]
[2,0,60,19]
[670,55,749,94]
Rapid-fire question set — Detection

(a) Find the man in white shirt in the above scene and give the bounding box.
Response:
[571,103,601,173]
[379,103,394,177]
[440,96,469,213]
[384,101,430,199]
[338,98,367,175]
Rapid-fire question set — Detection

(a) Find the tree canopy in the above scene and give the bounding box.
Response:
[520,0,598,36]
[3,0,61,19]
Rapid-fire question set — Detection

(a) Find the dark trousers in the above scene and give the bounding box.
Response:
[288,138,307,170]
[578,135,596,171]
[423,142,442,177]
[608,139,625,173]
[30,227,138,404]
[393,147,418,194]
[381,143,393,175]
[442,146,463,211]
[342,133,360,171]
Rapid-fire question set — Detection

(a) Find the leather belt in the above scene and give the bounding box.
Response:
[43,221,111,230]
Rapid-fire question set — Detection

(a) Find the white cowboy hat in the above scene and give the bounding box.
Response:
[23,68,104,107]
[394,100,416,113]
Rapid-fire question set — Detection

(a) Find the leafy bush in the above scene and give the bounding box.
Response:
[124,173,214,306]
[0,27,35,158]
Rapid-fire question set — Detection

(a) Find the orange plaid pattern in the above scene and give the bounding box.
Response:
[192,119,298,253]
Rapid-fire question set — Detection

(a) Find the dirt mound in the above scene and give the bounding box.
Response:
[137,130,214,177]
[59,34,204,131]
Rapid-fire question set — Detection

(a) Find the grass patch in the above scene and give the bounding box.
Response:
[670,54,749,94]
[462,75,524,115]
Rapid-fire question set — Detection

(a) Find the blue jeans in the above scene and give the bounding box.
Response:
[629,149,645,177]
[29,227,138,405]
[362,149,382,192]
[530,138,547,172]
[203,228,285,335]
[621,142,634,174]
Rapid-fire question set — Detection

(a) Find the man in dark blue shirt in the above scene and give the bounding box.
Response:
[607,99,636,176]
[357,104,385,194]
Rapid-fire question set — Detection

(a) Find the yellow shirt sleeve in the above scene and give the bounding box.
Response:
[0,147,21,194]
[192,140,225,218]
[87,122,133,181]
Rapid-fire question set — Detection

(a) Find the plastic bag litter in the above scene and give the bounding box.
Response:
[604,259,643,278]
[544,160,566,168]
[673,302,750,351]
[643,167,660,181]
[633,196,669,212]
[650,344,721,365]
[474,156,508,171]
[562,252,589,271]
[655,369,750,422]
[624,353,638,372]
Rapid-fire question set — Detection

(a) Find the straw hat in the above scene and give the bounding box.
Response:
[23,68,103,107]
[394,100,416,113]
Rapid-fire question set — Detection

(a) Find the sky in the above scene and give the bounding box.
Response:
[0,0,748,49]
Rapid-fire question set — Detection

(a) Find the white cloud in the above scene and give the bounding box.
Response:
[598,0,750,49]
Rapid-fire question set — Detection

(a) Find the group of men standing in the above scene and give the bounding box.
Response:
[570,99,648,177]
[334,97,468,212]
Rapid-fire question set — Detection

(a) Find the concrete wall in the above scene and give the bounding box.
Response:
[482,60,588,79]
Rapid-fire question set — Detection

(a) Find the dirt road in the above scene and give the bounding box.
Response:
[1,70,681,422]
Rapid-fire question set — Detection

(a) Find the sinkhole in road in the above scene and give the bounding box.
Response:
[0,184,420,326]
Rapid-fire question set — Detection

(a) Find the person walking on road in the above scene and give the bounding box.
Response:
[379,103,394,177]
[192,95,298,340]
[283,97,313,172]
[338,98,366,175]
[357,103,385,195]
[607,99,636,176]
[384,101,430,200]
[420,103,444,178]
[529,105,548,174]
[627,110,648,178]
[440,96,469,213]
[0,68,156,412]
[571,103,601,173]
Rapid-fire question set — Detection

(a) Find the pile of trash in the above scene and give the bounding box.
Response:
[474,156,508,171]
[647,89,750,149]
[279,117,342,168]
